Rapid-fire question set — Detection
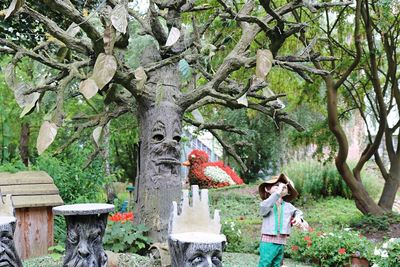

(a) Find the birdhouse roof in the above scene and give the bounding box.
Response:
[0,171,64,208]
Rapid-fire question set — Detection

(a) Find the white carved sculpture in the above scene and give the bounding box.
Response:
[168,185,226,267]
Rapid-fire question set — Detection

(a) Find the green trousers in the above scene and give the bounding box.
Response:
[258,242,284,267]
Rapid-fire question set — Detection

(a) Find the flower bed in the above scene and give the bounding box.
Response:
[286,228,374,266]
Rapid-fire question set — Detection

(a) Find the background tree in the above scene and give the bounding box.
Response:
[295,0,400,214]
[0,0,350,241]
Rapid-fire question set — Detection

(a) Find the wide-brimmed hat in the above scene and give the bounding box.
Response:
[258,173,298,202]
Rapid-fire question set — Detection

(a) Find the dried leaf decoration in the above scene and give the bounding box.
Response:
[165,27,180,47]
[256,49,273,79]
[237,93,248,107]
[79,78,99,99]
[37,121,58,155]
[111,4,128,34]
[5,0,24,20]
[20,92,40,118]
[92,126,103,147]
[134,67,147,91]
[91,53,117,90]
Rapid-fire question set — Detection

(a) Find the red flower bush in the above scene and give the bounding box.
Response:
[109,211,134,224]
[338,248,346,255]
[292,245,299,251]
[304,236,311,241]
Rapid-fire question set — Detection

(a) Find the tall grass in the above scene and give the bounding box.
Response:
[284,160,352,199]
[283,160,384,201]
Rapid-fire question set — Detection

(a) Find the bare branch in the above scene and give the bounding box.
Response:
[183,117,247,135]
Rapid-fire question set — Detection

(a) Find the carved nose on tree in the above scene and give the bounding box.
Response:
[77,246,90,258]
[164,139,178,147]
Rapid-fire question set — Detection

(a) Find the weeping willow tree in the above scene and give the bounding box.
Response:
[0,0,350,241]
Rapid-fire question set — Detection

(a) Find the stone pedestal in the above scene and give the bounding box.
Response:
[0,216,23,267]
[53,203,114,267]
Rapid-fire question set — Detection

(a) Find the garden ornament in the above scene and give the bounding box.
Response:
[258,173,298,202]
[182,149,244,188]
[134,101,183,242]
[168,185,225,267]
[53,203,114,267]
[0,193,22,267]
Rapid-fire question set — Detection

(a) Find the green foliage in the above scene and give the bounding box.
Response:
[284,160,352,199]
[48,244,65,262]
[350,213,400,235]
[219,109,281,182]
[372,238,400,267]
[222,220,244,252]
[301,197,363,229]
[103,221,151,254]
[32,149,106,204]
[286,229,374,266]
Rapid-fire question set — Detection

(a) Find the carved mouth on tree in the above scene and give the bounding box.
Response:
[155,158,181,175]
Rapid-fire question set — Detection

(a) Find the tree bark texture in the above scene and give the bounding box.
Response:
[19,122,30,167]
[326,75,384,215]
[134,59,183,242]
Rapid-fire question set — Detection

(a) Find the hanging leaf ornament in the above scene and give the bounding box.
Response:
[37,121,58,155]
[165,27,181,47]
[256,49,273,79]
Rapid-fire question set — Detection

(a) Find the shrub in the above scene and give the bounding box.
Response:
[222,220,244,252]
[103,212,151,253]
[350,213,400,235]
[33,154,106,204]
[284,160,352,199]
[286,228,374,266]
[372,238,400,266]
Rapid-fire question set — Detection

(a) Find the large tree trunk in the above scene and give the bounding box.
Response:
[325,75,384,215]
[378,165,400,210]
[134,62,183,242]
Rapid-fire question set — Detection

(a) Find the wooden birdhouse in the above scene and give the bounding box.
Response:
[0,171,64,259]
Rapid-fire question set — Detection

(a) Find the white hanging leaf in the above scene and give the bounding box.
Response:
[20,92,40,118]
[91,53,117,90]
[111,4,128,34]
[5,0,24,19]
[256,49,273,79]
[66,23,80,37]
[165,27,180,47]
[92,126,103,147]
[237,93,248,107]
[37,121,58,155]
[134,66,147,91]
[191,109,204,123]
[79,78,99,99]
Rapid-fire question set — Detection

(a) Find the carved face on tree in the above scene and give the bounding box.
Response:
[183,243,223,267]
[0,219,22,267]
[143,102,182,185]
[63,215,108,267]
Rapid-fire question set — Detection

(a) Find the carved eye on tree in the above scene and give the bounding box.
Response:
[152,134,164,142]
[173,135,181,143]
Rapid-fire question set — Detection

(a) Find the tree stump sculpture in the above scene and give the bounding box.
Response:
[168,185,226,267]
[53,203,114,267]
[0,193,22,267]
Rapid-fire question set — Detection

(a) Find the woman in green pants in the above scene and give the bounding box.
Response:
[258,174,304,267]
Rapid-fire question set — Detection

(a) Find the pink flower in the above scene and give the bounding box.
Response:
[338,248,346,255]
[291,245,299,251]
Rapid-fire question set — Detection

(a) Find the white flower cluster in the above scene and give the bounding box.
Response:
[204,166,236,185]
[372,238,399,266]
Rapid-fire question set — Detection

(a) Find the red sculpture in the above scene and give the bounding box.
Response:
[182,150,244,188]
